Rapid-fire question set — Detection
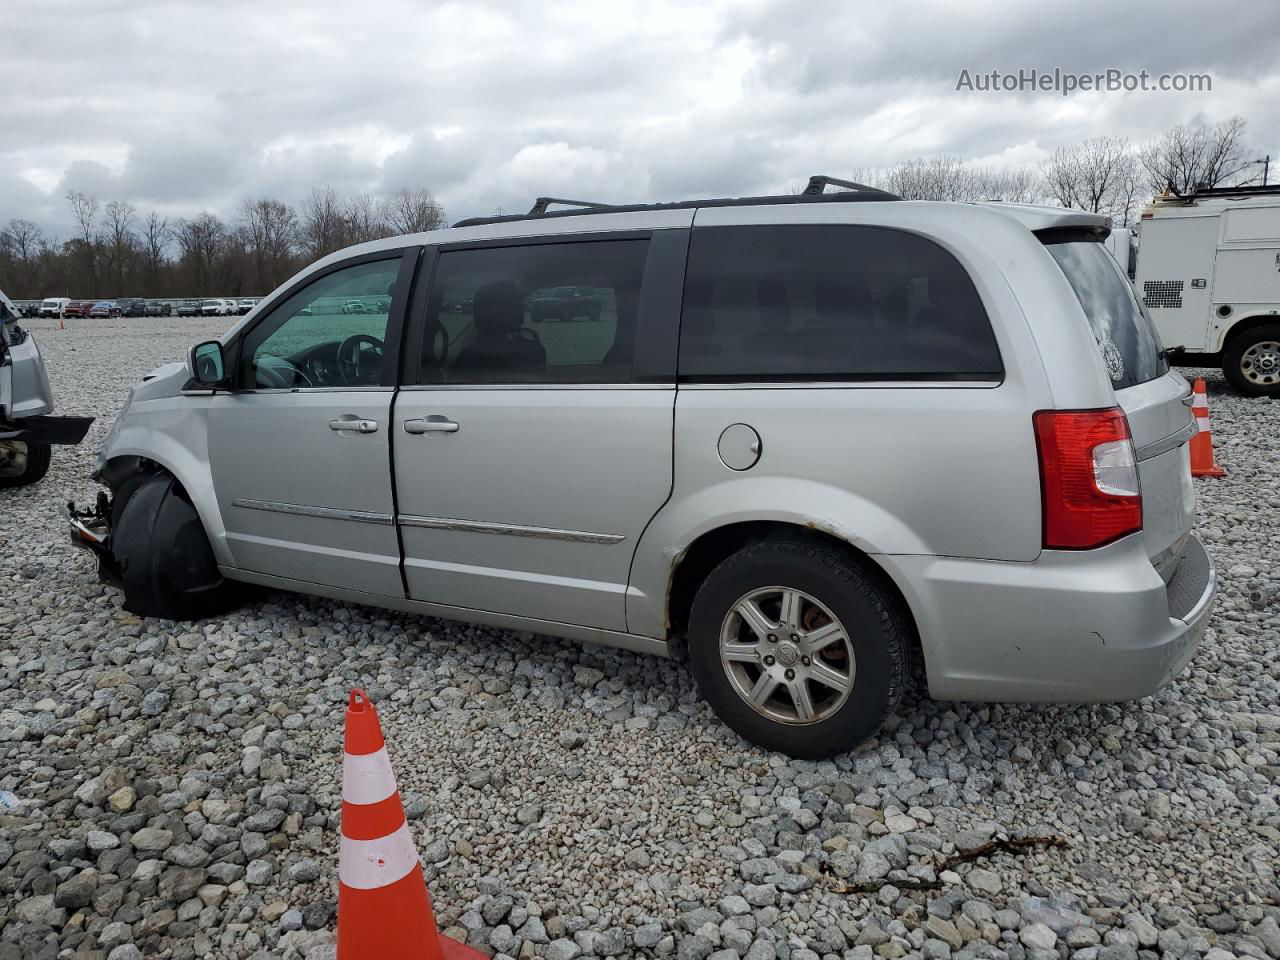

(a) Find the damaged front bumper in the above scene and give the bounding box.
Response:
[65,493,121,584]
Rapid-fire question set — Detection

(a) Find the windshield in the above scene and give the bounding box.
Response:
[1044,239,1167,389]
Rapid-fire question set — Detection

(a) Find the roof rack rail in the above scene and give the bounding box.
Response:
[451,175,902,229]
[1189,184,1280,199]
[801,174,896,198]
[528,196,615,215]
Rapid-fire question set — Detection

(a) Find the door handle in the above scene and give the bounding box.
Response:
[403,416,459,435]
[329,417,379,434]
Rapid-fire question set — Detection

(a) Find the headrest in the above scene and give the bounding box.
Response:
[472,281,525,336]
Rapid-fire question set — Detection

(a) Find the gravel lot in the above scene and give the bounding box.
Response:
[2,315,1277,960]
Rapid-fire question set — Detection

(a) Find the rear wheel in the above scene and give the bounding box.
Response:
[111,473,243,620]
[0,440,51,488]
[687,539,910,758]
[1223,324,1280,397]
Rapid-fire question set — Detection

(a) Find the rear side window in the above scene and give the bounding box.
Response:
[1043,239,1167,389]
[416,239,649,384]
[678,225,1002,381]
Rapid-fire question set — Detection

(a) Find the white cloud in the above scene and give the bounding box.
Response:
[1,0,1277,238]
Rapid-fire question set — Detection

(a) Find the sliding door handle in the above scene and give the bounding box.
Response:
[403,416,459,435]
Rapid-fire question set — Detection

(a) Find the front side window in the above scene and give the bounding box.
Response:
[414,239,649,384]
[678,225,1002,381]
[239,257,401,389]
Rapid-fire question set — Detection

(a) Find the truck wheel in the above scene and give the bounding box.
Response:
[111,473,242,620]
[1223,324,1280,397]
[687,539,911,758]
[0,441,51,488]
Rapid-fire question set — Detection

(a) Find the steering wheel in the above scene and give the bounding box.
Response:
[255,358,313,389]
[337,334,384,385]
[433,324,451,363]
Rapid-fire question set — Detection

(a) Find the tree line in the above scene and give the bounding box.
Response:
[848,116,1261,228]
[0,116,1268,301]
[0,187,445,300]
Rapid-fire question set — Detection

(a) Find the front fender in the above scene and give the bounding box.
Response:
[98,395,233,568]
[626,476,930,638]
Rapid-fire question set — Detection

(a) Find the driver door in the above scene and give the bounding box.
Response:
[207,250,417,597]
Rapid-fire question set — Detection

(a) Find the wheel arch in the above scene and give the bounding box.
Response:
[1217,313,1280,351]
[664,519,924,676]
[98,445,232,568]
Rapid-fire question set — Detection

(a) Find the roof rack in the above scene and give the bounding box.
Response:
[452,174,902,228]
[800,174,894,197]
[528,197,615,215]
[1189,184,1280,199]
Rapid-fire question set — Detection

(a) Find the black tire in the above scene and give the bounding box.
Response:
[687,539,911,758]
[0,441,51,488]
[1223,324,1280,397]
[110,473,242,620]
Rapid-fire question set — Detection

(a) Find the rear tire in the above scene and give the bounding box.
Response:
[110,473,243,620]
[0,441,52,488]
[1223,324,1280,397]
[687,539,910,758]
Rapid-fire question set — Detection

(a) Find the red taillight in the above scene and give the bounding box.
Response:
[1033,408,1142,550]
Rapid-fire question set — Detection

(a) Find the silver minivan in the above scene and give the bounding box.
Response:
[67,177,1216,757]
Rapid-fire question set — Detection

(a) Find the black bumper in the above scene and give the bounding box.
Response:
[1,414,94,446]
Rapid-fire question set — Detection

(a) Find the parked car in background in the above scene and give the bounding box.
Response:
[144,301,171,317]
[62,301,94,319]
[89,301,119,319]
[39,298,72,318]
[1135,184,1280,397]
[342,299,367,314]
[115,298,147,318]
[527,285,603,322]
[176,300,201,317]
[237,299,259,315]
[65,176,1217,758]
[200,299,230,316]
[1,288,94,487]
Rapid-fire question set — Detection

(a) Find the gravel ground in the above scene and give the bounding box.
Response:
[1,315,1277,960]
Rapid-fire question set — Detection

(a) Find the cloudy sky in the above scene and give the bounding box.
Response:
[5,0,1279,236]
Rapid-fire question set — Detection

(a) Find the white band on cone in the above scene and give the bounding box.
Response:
[339,822,420,889]
[343,747,398,805]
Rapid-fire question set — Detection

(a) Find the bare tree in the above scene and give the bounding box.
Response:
[300,186,348,259]
[4,219,45,265]
[975,167,1042,203]
[344,193,388,244]
[65,190,100,295]
[101,200,138,293]
[1139,116,1254,195]
[382,187,446,235]
[142,212,171,282]
[240,198,298,291]
[1041,136,1139,222]
[174,213,227,295]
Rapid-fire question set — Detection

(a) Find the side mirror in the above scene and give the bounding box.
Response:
[187,340,227,386]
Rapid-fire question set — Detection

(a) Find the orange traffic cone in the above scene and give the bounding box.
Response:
[338,689,484,960]
[1189,379,1226,478]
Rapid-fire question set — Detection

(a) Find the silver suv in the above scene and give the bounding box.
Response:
[67,176,1216,757]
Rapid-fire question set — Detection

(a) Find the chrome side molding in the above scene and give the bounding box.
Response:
[232,499,395,525]
[397,514,624,544]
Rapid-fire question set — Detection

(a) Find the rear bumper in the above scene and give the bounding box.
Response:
[892,532,1215,703]
[0,414,94,445]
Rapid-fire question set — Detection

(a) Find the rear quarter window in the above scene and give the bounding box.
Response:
[1042,238,1167,389]
[678,224,1002,381]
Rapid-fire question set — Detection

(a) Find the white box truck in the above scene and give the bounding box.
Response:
[1134,185,1280,396]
